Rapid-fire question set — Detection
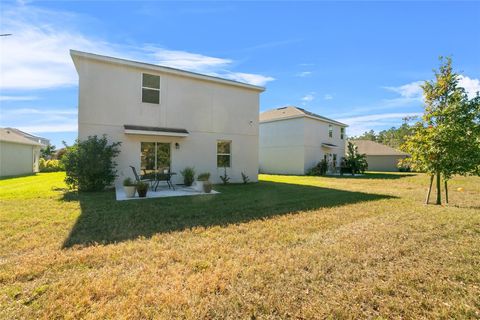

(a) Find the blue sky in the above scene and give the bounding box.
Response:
[1,1,479,147]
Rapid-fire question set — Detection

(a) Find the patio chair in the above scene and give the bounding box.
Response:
[129,166,153,189]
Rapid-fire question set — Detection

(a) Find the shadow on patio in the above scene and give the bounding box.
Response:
[62,180,395,248]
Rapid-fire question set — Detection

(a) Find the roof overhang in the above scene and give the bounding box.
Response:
[124,125,189,137]
[259,115,348,127]
[321,143,340,149]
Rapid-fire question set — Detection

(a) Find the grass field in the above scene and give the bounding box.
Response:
[1,172,479,319]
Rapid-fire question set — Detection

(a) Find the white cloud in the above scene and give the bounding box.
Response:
[324,94,333,100]
[0,95,38,101]
[296,71,312,77]
[301,92,315,104]
[338,112,422,136]
[17,122,78,133]
[458,76,480,99]
[383,81,424,99]
[149,48,232,73]
[225,72,274,86]
[0,5,274,90]
[0,107,78,133]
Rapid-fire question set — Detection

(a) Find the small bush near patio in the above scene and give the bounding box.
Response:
[306,159,328,176]
[61,135,121,191]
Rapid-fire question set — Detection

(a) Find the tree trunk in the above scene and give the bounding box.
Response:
[435,172,441,205]
[425,175,434,204]
[445,180,449,204]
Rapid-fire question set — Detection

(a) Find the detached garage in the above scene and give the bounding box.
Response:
[352,140,409,172]
[0,128,42,177]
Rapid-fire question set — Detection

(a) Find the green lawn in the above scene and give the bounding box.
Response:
[1,172,479,319]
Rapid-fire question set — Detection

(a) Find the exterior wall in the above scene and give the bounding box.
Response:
[303,117,346,172]
[259,118,305,175]
[0,141,36,177]
[74,56,260,184]
[366,155,406,172]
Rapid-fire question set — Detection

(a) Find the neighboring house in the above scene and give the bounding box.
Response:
[259,106,348,175]
[351,139,409,172]
[0,128,42,177]
[5,127,50,147]
[71,50,265,185]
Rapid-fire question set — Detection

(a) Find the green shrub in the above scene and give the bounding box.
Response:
[397,158,412,172]
[220,167,230,185]
[181,167,195,186]
[241,172,250,184]
[61,135,121,191]
[306,159,328,176]
[345,141,368,175]
[123,177,135,186]
[39,158,64,172]
[197,172,210,181]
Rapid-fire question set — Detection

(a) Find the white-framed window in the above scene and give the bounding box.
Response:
[217,140,231,167]
[328,124,333,138]
[340,127,345,140]
[142,73,160,104]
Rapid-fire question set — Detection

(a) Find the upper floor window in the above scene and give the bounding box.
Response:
[142,73,160,104]
[217,140,231,167]
[340,127,345,140]
[328,125,333,138]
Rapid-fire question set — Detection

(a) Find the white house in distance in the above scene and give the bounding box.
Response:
[71,50,265,185]
[259,106,348,175]
[0,128,42,177]
[352,140,409,172]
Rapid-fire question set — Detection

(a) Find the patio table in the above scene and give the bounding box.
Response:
[151,172,177,191]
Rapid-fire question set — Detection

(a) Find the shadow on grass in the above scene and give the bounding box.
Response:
[322,172,417,180]
[62,181,395,248]
[0,173,37,181]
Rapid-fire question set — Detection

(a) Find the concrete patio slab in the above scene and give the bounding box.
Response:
[115,186,219,201]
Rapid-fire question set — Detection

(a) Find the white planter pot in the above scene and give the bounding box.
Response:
[194,181,204,192]
[124,186,136,198]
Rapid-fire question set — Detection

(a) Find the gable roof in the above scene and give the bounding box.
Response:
[351,139,409,156]
[259,106,347,127]
[4,127,49,146]
[70,50,265,92]
[0,128,43,146]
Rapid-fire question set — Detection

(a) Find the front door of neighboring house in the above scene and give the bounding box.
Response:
[140,142,171,176]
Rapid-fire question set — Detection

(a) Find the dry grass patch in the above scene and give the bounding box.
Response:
[0,172,479,319]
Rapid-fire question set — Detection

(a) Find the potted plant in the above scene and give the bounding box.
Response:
[136,181,149,198]
[123,177,136,198]
[195,172,210,192]
[203,180,213,193]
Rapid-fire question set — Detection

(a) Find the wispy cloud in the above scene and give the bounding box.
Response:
[301,92,315,104]
[0,4,274,90]
[0,107,78,133]
[338,112,422,136]
[383,81,424,99]
[296,71,312,77]
[324,94,333,100]
[0,95,38,101]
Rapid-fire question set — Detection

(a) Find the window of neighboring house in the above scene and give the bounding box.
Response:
[328,125,333,138]
[217,140,231,167]
[340,127,345,140]
[142,73,160,104]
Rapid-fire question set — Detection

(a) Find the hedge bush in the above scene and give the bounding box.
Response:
[39,158,64,172]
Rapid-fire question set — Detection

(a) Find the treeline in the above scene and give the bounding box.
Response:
[350,118,416,150]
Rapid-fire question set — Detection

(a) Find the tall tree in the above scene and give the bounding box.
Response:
[403,57,480,204]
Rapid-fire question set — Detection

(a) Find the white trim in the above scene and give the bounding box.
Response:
[260,114,348,127]
[125,129,189,137]
[71,50,265,92]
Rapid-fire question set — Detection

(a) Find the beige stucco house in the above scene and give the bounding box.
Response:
[0,128,42,177]
[351,140,409,172]
[71,50,265,185]
[259,106,348,175]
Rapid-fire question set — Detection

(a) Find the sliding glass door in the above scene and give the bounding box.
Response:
[140,142,171,175]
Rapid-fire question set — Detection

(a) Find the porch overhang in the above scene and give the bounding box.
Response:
[321,143,340,149]
[124,125,189,137]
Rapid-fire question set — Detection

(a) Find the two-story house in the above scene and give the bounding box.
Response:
[259,106,348,175]
[71,50,265,185]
